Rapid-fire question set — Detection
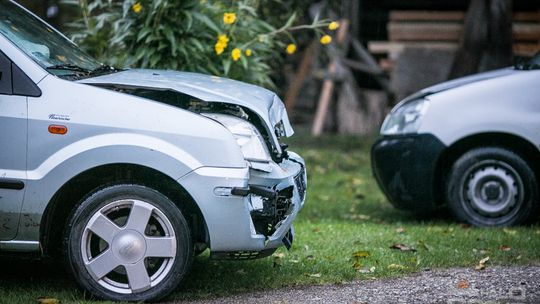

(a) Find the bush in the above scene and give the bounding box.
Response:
[64,0,336,88]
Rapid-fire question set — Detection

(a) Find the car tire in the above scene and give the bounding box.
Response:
[446,147,538,226]
[64,184,193,302]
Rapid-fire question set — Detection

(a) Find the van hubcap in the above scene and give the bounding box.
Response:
[464,161,523,217]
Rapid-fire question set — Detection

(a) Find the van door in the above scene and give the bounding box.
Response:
[0,51,28,240]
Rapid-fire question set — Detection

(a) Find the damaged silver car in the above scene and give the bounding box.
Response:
[0,0,307,301]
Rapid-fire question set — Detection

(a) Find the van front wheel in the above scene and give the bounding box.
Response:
[446,147,538,226]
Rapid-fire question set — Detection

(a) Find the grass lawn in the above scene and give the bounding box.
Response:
[1,135,539,303]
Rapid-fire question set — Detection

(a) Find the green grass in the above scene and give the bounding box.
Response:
[1,135,539,303]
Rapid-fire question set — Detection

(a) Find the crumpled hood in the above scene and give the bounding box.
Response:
[80,69,294,136]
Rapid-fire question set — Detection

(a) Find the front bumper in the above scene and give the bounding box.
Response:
[371,133,446,213]
[177,151,306,259]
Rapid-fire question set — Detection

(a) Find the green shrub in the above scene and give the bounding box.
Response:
[64,0,336,88]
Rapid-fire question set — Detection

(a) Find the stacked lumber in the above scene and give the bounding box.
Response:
[369,10,540,71]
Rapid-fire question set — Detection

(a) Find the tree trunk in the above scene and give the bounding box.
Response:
[449,0,513,79]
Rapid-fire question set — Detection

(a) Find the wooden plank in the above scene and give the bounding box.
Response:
[514,43,540,56]
[513,11,540,22]
[368,41,538,62]
[514,23,540,41]
[390,11,465,22]
[390,10,540,22]
[388,22,540,42]
[368,41,458,59]
[388,22,462,41]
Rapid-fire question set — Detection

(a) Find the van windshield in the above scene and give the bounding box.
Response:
[0,0,103,77]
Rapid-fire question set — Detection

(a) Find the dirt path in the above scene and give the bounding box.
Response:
[179,266,540,304]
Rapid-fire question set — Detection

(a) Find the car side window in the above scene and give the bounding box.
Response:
[0,51,41,97]
[0,51,12,95]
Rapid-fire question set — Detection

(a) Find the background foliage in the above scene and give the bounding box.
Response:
[64,0,332,88]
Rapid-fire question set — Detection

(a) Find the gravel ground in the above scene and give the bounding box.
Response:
[179,266,540,304]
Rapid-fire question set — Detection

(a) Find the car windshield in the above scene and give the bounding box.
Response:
[0,0,106,78]
[515,50,540,70]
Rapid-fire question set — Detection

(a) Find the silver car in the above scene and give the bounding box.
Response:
[0,1,307,301]
[372,52,540,227]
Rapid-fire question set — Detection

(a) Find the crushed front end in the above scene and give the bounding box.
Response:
[83,72,308,259]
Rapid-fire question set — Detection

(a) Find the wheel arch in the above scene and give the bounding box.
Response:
[40,163,208,258]
[434,132,540,206]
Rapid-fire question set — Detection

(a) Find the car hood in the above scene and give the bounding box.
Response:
[79,69,294,136]
[400,67,520,104]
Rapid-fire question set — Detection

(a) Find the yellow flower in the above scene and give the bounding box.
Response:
[132,2,142,13]
[245,49,252,57]
[328,21,340,31]
[231,48,242,61]
[320,35,332,45]
[223,12,237,25]
[286,44,297,55]
[217,34,229,47]
[215,43,225,55]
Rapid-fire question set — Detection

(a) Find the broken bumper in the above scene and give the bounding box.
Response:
[177,151,307,259]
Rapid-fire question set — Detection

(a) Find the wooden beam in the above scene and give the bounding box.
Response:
[388,22,540,42]
[390,10,540,22]
[311,19,349,136]
[284,40,319,115]
[388,22,463,41]
[390,11,465,22]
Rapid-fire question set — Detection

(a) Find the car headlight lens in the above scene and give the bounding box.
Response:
[381,98,430,135]
[202,113,271,162]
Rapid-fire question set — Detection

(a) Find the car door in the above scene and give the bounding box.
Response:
[0,51,28,240]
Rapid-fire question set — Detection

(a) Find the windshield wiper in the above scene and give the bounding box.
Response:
[46,64,91,74]
[90,64,122,76]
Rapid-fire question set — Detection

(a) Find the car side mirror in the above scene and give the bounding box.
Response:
[0,51,41,97]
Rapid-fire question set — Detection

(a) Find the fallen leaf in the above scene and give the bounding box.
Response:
[460,223,472,229]
[475,256,490,270]
[312,227,321,233]
[273,252,285,259]
[503,228,517,235]
[351,178,364,186]
[37,298,59,304]
[308,273,321,278]
[457,279,470,289]
[387,263,407,270]
[390,243,417,252]
[356,266,376,273]
[289,259,299,263]
[396,227,406,234]
[417,240,432,251]
[236,269,246,275]
[352,261,363,270]
[499,245,511,251]
[351,251,370,258]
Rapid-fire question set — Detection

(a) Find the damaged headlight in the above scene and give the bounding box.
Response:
[381,98,430,135]
[203,113,271,162]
